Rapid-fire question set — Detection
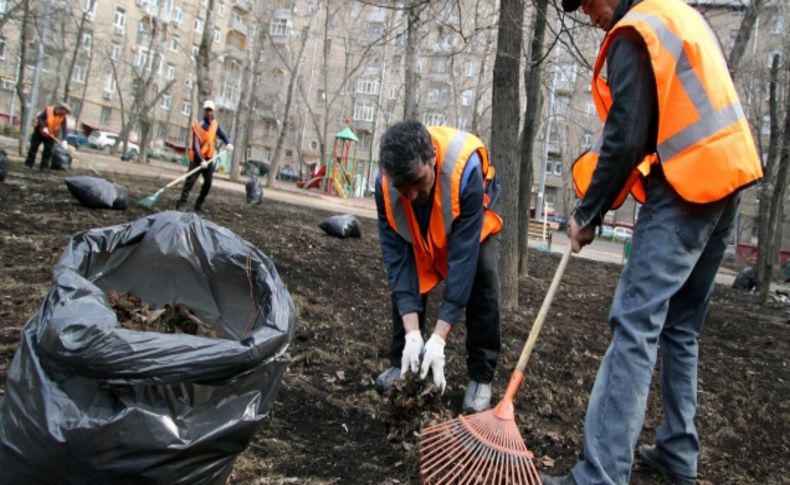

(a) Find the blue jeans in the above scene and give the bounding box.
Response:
[571,173,740,484]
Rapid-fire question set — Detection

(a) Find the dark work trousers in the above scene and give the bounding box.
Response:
[387,232,502,383]
[24,131,54,170]
[177,157,214,211]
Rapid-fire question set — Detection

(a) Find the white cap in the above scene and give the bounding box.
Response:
[203,100,216,111]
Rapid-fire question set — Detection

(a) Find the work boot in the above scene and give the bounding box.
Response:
[462,380,492,413]
[539,472,576,485]
[638,445,696,485]
[193,203,203,213]
[175,200,185,211]
[374,367,401,393]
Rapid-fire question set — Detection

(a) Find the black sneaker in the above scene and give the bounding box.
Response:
[538,472,576,485]
[638,445,696,485]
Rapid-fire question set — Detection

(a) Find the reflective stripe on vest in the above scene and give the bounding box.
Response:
[591,0,761,203]
[189,120,218,160]
[381,127,502,294]
[45,106,64,137]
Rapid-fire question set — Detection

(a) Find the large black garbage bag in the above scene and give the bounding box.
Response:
[732,266,756,291]
[318,214,362,238]
[0,212,295,485]
[51,143,71,171]
[0,149,8,182]
[245,175,263,204]
[65,175,129,209]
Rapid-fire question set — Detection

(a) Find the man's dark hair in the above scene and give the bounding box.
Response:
[379,120,435,186]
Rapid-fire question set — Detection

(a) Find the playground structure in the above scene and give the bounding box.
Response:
[297,124,375,198]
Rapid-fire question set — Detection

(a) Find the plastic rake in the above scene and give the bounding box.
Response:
[419,245,572,484]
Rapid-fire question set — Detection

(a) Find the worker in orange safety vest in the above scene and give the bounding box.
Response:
[24,102,71,171]
[373,120,504,415]
[541,0,762,483]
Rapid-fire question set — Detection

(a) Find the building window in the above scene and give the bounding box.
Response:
[73,64,86,84]
[174,5,183,23]
[554,161,563,175]
[105,73,116,92]
[761,115,770,135]
[110,41,121,60]
[767,51,782,68]
[317,89,325,103]
[182,99,191,116]
[353,101,375,122]
[171,34,179,52]
[84,0,97,20]
[356,78,379,95]
[213,27,221,42]
[770,15,784,34]
[166,63,175,80]
[82,33,92,50]
[586,101,596,117]
[582,132,593,149]
[186,72,193,88]
[0,38,5,60]
[271,18,289,37]
[432,56,448,74]
[179,126,189,142]
[388,85,397,100]
[423,112,446,126]
[156,123,167,139]
[465,61,475,77]
[191,45,199,59]
[135,48,149,68]
[194,17,204,33]
[161,94,171,110]
[218,3,225,16]
[99,106,111,125]
[114,8,126,30]
[461,89,473,107]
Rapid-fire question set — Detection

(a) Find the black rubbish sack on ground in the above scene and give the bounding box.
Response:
[318,214,362,239]
[0,149,8,182]
[65,175,129,209]
[51,143,71,171]
[245,175,263,204]
[0,211,295,485]
[732,266,757,291]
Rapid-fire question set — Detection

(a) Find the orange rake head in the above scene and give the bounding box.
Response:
[419,372,541,485]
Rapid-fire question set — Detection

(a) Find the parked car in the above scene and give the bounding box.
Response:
[600,225,615,239]
[148,147,182,163]
[66,132,89,150]
[614,227,633,241]
[88,130,139,158]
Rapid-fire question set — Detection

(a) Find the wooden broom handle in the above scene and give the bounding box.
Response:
[515,244,572,373]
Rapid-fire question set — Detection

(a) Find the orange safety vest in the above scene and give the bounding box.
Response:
[188,119,218,161]
[573,0,761,206]
[44,106,65,138]
[381,126,503,294]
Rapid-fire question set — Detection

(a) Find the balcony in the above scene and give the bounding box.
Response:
[234,0,251,12]
[229,18,248,36]
[225,45,246,61]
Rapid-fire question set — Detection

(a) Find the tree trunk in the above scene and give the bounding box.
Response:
[74,46,93,127]
[728,0,764,75]
[196,0,215,103]
[490,0,524,309]
[518,0,549,277]
[267,28,309,188]
[64,1,95,101]
[758,56,790,303]
[756,55,781,300]
[403,2,423,120]
[16,0,31,156]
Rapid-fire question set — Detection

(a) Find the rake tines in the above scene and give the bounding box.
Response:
[419,402,540,484]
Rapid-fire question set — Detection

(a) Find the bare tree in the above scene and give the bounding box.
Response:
[728,0,764,75]
[490,0,524,308]
[14,0,31,156]
[196,0,216,103]
[266,27,310,188]
[63,0,96,102]
[403,1,429,119]
[518,0,550,276]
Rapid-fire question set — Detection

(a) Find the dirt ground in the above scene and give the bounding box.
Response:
[1,162,788,484]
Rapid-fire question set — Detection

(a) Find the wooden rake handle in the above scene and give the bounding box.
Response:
[515,243,573,373]
[163,150,227,190]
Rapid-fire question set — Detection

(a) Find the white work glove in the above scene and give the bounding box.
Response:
[400,330,424,378]
[41,127,50,134]
[200,160,210,170]
[225,143,234,153]
[61,140,69,149]
[420,334,446,393]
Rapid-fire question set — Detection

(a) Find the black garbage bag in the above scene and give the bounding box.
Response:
[0,149,8,182]
[245,175,263,204]
[318,214,362,238]
[51,143,71,171]
[0,212,295,485]
[732,266,756,291]
[65,176,129,209]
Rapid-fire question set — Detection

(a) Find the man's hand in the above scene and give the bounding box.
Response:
[200,160,210,170]
[61,140,69,150]
[226,143,234,153]
[400,330,424,377]
[420,333,446,393]
[568,216,596,253]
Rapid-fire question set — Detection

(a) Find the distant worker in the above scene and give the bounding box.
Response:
[24,102,71,171]
[176,99,233,212]
[540,0,762,483]
[373,120,504,414]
